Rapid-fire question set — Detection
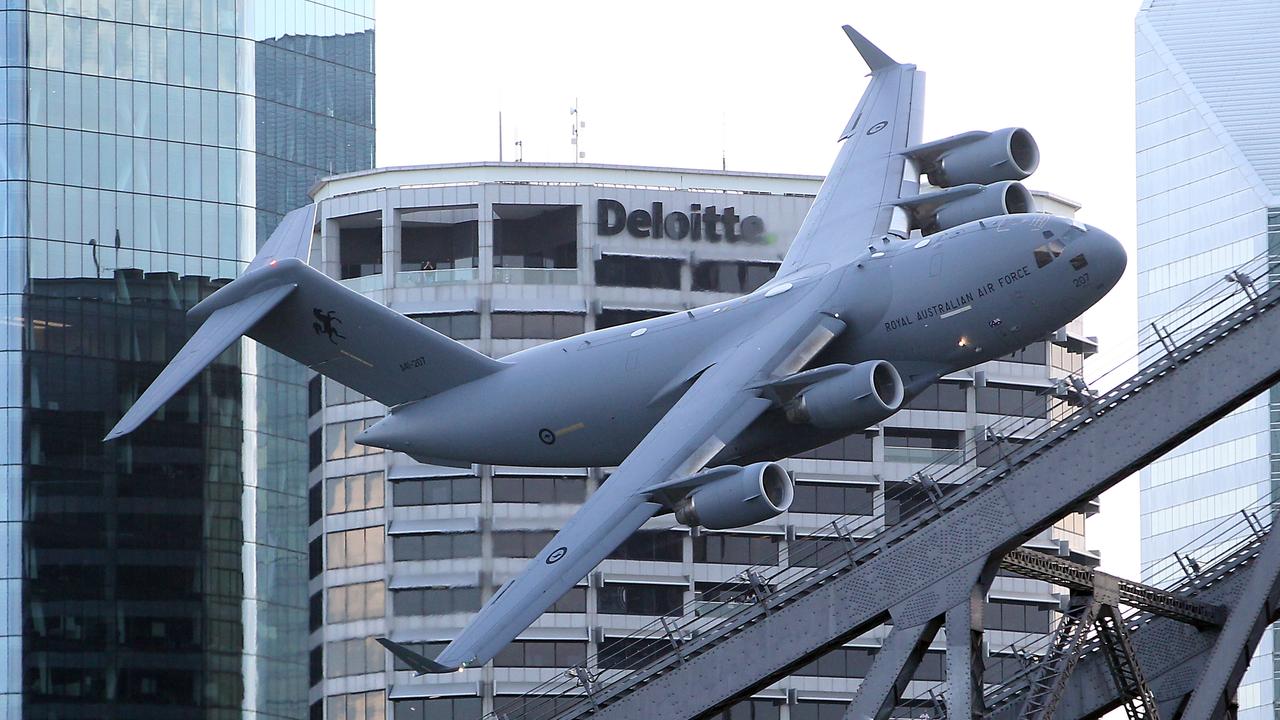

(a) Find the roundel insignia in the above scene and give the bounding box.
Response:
[867,120,889,135]
[546,547,568,564]
[538,428,556,445]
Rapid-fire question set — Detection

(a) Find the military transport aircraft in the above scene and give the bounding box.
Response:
[105,26,1125,674]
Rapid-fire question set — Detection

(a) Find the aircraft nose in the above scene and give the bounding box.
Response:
[1086,225,1127,290]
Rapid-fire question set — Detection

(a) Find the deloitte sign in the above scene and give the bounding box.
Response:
[596,199,765,243]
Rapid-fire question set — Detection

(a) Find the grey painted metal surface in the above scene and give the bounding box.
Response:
[567,278,1280,719]
[986,526,1279,720]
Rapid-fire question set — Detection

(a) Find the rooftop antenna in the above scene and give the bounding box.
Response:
[570,98,585,162]
[721,112,727,171]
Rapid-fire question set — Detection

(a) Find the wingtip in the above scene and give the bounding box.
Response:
[842,25,898,72]
[376,637,459,674]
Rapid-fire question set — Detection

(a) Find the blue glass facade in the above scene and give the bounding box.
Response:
[1136,1,1280,716]
[0,1,374,717]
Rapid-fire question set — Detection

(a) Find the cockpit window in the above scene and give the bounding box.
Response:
[1062,225,1087,244]
[1070,254,1088,270]
[1033,239,1066,268]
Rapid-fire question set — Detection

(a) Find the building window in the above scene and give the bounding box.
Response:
[309,374,322,416]
[693,533,779,565]
[392,532,481,561]
[596,308,665,329]
[551,587,587,613]
[791,702,850,720]
[325,527,385,569]
[328,690,387,720]
[325,377,373,406]
[394,697,483,720]
[326,418,383,461]
[393,477,481,506]
[400,206,479,271]
[309,537,323,579]
[902,381,967,411]
[309,483,322,524]
[594,255,681,289]
[692,260,778,293]
[492,530,556,559]
[309,429,322,470]
[310,646,323,686]
[328,581,386,623]
[492,640,588,668]
[411,313,480,340]
[325,637,385,678]
[707,699,781,720]
[491,312,585,340]
[883,480,961,526]
[310,592,323,632]
[493,204,577,269]
[796,646,877,678]
[598,583,685,616]
[492,696,580,720]
[493,476,587,504]
[883,427,963,464]
[976,384,1048,418]
[393,587,481,616]
[609,529,683,562]
[1003,341,1048,365]
[337,212,382,279]
[795,433,873,462]
[986,599,1052,633]
[598,637,670,670]
[790,482,875,515]
[326,471,385,514]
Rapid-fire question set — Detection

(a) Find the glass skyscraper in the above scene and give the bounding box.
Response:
[0,1,374,718]
[1136,1,1280,716]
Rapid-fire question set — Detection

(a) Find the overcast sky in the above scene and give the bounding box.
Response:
[375,1,1144,578]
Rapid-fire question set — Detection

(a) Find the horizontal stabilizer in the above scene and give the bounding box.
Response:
[376,638,458,674]
[104,284,295,440]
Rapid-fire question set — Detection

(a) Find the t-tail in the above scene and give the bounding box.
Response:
[104,204,507,441]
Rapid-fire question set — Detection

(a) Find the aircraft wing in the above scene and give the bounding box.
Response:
[778,26,924,276]
[422,281,846,671]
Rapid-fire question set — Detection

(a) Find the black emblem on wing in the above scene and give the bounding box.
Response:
[312,308,346,344]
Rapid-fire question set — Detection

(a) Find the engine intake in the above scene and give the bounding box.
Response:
[916,127,1040,188]
[929,181,1034,233]
[785,360,904,432]
[673,462,793,530]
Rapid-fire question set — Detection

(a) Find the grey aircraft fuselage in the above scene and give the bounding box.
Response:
[360,212,1123,467]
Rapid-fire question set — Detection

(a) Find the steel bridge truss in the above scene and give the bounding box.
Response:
[477,259,1280,720]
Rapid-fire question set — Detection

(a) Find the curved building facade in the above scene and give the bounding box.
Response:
[306,163,1097,720]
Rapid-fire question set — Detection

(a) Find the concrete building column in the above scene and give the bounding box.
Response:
[382,193,400,289]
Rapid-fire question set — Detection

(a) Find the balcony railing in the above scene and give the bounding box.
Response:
[493,267,579,285]
[396,268,480,287]
[339,274,384,293]
[882,446,964,466]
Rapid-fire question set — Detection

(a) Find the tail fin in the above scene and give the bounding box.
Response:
[106,205,507,440]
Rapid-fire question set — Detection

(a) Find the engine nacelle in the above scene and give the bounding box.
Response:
[784,360,904,432]
[931,181,1035,233]
[673,462,793,530]
[923,127,1039,187]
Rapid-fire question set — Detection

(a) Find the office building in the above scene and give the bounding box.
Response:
[306,162,1097,719]
[1136,1,1280,716]
[0,1,375,718]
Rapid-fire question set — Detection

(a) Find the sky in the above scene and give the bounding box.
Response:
[375,1,1145,578]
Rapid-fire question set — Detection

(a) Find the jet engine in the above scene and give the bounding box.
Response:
[673,462,793,530]
[914,127,1040,188]
[928,180,1034,233]
[784,360,904,432]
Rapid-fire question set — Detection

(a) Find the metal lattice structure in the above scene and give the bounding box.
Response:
[479,251,1280,720]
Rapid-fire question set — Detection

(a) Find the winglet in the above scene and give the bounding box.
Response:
[842,25,898,72]
[376,638,459,674]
